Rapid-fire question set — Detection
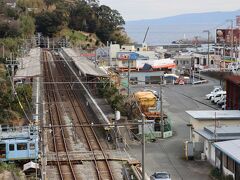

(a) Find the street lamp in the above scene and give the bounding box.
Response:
[203,30,210,68]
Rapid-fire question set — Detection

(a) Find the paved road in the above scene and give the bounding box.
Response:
[128,76,220,180]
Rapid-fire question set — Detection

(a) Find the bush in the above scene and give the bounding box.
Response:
[210,167,221,179]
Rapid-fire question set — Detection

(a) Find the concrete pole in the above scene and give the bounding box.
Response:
[203,30,210,68]
[207,31,210,67]
[230,20,234,61]
[160,84,164,138]
[1,44,4,58]
[47,37,49,49]
[128,58,130,96]
[142,114,145,180]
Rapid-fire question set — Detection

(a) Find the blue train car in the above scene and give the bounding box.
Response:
[0,125,39,161]
[0,139,39,161]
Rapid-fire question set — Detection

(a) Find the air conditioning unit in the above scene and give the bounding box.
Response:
[201,153,206,160]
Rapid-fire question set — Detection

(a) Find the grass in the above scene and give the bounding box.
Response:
[0,162,21,177]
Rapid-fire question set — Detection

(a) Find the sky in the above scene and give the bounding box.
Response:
[100,0,240,21]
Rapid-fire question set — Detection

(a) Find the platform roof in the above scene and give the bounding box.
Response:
[186,110,240,120]
[62,48,107,77]
[214,139,240,164]
[14,48,41,80]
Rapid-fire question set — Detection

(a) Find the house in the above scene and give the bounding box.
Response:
[214,139,240,180]
[193,125,240,165]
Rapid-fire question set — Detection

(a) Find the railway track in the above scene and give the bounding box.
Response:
[43,51,78,180]
[53,53,114,180]
[43,50,115,180]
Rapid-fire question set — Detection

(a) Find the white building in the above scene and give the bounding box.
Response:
[194,125,240,165]
[214,139,240,180]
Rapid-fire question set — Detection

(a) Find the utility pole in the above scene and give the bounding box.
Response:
[1,44,4,58]
[160,83,164,138]
[203,30,210,67]
[230,20,234,62]
[128,58,130,96]
[141,113,145,180]
[227,19,234,61]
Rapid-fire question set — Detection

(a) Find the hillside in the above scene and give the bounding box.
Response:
[125,10,240,44]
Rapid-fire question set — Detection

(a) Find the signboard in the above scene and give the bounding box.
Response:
[117,52,139,60]
[237,16,240,27]
[216,29,240,45]
[80,53,96,57]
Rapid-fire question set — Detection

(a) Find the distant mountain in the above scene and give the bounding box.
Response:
[125,10,240,45]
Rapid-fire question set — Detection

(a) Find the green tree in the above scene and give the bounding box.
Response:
[95,5,125,43]
[20,15,35,38]
[0,22,21,38]
[110,27,130,45]
[69,1,98,33]
[35,11,64,37]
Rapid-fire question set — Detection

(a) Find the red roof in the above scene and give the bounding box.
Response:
[226,75,240,85]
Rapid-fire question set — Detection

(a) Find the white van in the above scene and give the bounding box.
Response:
[211,91,226,104]
[205,86,222,100]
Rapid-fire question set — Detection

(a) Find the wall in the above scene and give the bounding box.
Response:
[226,79,240,110]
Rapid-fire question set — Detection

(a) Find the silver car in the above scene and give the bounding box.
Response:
[150,172,171,180]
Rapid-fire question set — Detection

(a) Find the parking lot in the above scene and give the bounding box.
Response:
[128,76,220,180]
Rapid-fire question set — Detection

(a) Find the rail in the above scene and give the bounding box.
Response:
[53,53,114,180]
[43,51,77,180]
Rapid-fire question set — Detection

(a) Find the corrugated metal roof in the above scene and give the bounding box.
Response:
[186,110,240,120]
[194,125,240,141]
[14,48,41,79]
[214,139,240,164]
[225,75,240,85]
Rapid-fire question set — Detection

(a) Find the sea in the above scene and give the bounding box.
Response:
[124,23,219,45]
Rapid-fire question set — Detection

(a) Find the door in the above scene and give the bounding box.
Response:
[235,163,240,180]
[0,144,6,159]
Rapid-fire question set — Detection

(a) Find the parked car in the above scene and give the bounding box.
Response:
[222,104,226,110]
[205,86,222,100]
[150,172,171,180]
[211,91,226,104]
[217,96,226,107]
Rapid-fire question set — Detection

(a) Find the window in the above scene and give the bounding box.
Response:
[203,58,207,65]
[17,143,27,150]
[29,143,35,150]
[130,77,138,85]
[9,144,14,151]
[216,148,221,159]
[223,154,235,173]
[227,157,235,173]
[196,58,200,64]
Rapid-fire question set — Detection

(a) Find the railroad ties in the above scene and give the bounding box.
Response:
[42,50,115,180]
